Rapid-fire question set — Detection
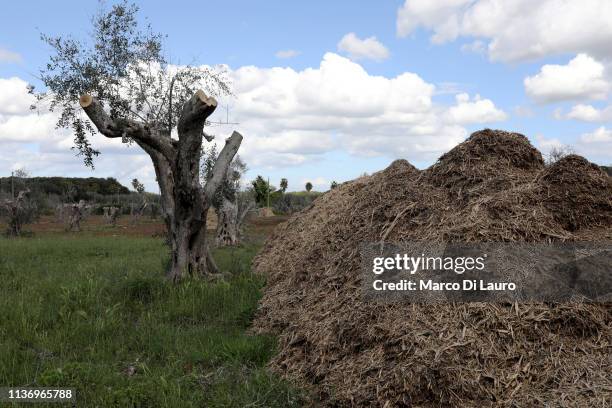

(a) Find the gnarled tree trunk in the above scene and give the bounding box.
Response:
[80,90,242,282]
[216,198,239,246]
[215,197,254,246]
[2,189,31,237]
[66,200,88,231]
[103,206,120,226]
[130,199,148,224]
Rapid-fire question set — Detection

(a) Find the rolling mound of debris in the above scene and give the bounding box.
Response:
[252,129,612,407]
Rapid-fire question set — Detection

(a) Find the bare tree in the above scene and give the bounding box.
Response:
[2,189,36,237]
[66,200,90,232]
[279,178,288,193]
[130,178,148,224]
[130,200,148,224]
[55,204,64,223]
[55,203,73,223]
[9,168,29,199]
[215,187,255,247]
[149,203,160,219]
[202,151,252,246]
[103,206,120,226]
[546,145,575,164]
[34,2,242,280]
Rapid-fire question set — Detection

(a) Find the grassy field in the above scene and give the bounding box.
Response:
[0,231,303,407]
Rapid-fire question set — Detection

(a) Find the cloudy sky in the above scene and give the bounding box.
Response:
[1,0,611,192]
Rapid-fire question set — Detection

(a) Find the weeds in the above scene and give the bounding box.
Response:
[0,236,302,407]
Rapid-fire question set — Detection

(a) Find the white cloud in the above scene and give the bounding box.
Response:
[563,104,612,122]
[337,33,390,62]
[577,126,612,160]
[461,40,485,54]
[0,112,61,142]
[220,53,505,166]
[0,47,22,63]
[513,105,534,118]
[0,77,36,114]
[445,92,507,124]
[397,0,473,42]
[581,126,612,143]
[275,49,300,59]
[300,177,328,189]
[434,82,463,95]
[0,53,508,190]
[524,54,610,103]
[0,78,158,190]
[396,0,612,62]
[536,127,612,162]
[534,133,564,152]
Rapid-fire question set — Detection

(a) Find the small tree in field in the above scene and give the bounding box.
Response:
[251,176,275,207]
[130,178,148,223]
[202,150,253,246]
[131,178,145,194]
[10,168,29,198]
[2,168,37,236]
[103,206,120,226]
[2,189,37,237]
[305,182,313,192]
[34,1,242,280]
[65,200,91,232]
[279,178,288,193]
[330,181,338,190]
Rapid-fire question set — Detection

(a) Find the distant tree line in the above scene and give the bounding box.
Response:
[0,176,130,200]
[249,176,324,215]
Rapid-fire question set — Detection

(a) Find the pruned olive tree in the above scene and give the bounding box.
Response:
[103,206,120,226]
[201,147,252,246]
[130,178,148,224]
[33,1,242,281]
[65,200,91,232]
[2,189,36,237]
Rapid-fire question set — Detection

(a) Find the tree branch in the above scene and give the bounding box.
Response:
[177,90,217,135]
[79,94,175,160]
[175,90,219,178]
[203,131,243,202]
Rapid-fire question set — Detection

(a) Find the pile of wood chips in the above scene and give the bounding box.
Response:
[252,129,612,407]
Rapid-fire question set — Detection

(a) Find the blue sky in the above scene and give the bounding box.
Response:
[1,1,611,192]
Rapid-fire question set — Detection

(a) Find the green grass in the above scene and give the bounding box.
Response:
[0,236,303,407]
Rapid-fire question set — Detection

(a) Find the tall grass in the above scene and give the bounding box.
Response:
[0,236,302,407]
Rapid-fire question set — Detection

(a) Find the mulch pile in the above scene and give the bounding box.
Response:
[251,129,612,407]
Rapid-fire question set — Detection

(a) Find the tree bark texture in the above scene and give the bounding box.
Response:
[215,197,253,246]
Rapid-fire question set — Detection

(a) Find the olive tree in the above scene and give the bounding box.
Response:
[201,148,253,246]
[33,1,242,281]
[130,178,148,223]
[2,189,37,237]
[65,200,91,232]
[103,206,120,226]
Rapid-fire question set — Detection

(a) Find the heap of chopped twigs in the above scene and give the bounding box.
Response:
[252,129,612,407]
